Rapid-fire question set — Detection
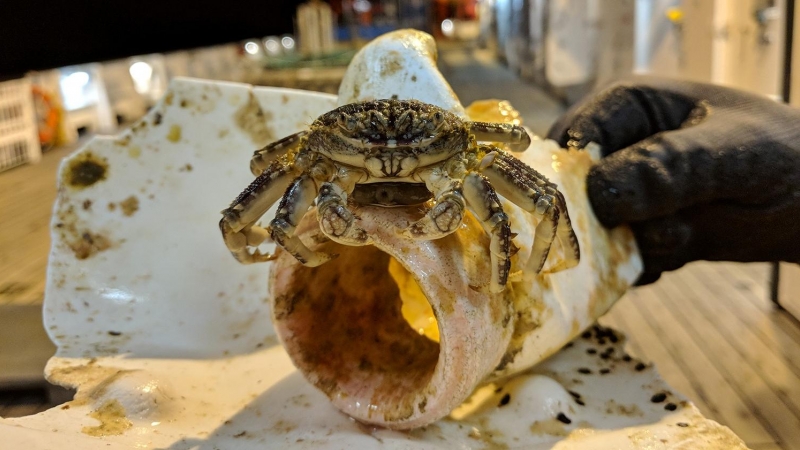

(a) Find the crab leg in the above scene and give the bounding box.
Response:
[548,191,581,272]
[462,172,512,293]
[270,176,336,267]
[468,122,531,152]
[477,148,580,273]
[250,131,307,175]
[401,178,465,240]
[220,159,297,263]
[316,182,372,247]
[493,150,580,271]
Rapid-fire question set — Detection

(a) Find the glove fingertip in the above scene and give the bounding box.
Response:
[586,164,629,228]
[545,121,571,148]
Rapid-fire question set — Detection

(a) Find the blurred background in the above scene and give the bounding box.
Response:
[1,0,796,159]
[2,1,800,449]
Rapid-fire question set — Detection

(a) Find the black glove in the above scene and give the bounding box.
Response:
[547,76,800,284]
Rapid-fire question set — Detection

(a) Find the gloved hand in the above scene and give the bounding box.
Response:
[547,76,800,284]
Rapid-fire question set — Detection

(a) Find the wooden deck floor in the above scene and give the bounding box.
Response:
[603,263,800,450]
[0,144,75,307]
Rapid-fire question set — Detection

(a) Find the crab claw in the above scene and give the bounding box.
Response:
[219,219,278,264]
[398,193,465,241]
[316,183,374,248]
[271,220,338,267]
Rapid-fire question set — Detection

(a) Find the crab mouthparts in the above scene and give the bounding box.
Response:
[350,182,432,206]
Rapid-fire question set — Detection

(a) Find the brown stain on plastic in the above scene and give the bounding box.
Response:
[470,417,510,449]
[234,92,274,146]
[70,232,112,260]
[81,400,132,437]
[48,364,133,413]
[273,243,439,424]
[120,196,139,217]
[167,125,182,142]
[605,399,643,417]
[529,418,569,436]
[380,50,404,77]
[55,204,114,260]
[66,152,108,189]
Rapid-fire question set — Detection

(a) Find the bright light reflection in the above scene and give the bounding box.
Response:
[244,41,260,55]
[441,19,455,37]
[99,288,137,304]
[64,71,89,88]
[129,61,153,82]
[59,70,94,110]
[353,0,371,13]
[281,36,295,50]
[264,37,281,55]
[129,61,154,95]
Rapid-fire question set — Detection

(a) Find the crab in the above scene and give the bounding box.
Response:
[219,99,580,293]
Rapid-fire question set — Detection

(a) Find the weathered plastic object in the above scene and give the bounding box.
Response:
[0,30,747,449]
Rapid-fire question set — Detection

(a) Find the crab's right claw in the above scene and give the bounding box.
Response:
[316,182,373,248]
[469,122,532,152]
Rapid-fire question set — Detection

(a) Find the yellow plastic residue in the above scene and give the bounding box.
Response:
[465,99,522,125]
[389,258,440,343]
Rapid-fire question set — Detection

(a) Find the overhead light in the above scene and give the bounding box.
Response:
[63,71,89,88]
[281,35,295,51]
[353,0,371,13]
[441,19,455,37]
[59,69,95,111]
[263,36,281,56]
[129,61,154,95]
[244,41,260,55]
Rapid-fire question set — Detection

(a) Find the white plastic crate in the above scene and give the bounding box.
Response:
[0,77,42,172]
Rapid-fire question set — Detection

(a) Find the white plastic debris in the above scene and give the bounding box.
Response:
[0,30,747,449]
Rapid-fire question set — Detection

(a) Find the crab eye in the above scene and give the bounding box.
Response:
[425,111,445,132]
[337,113,348,128]
[426,111,445,132]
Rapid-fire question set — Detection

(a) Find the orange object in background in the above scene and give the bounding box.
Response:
[433,0,478,39]
[31,86,65,148]
[434,0,477,21]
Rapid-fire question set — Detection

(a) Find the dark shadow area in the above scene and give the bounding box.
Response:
[0,0,304,78]
[0,305,55,390]
[0,383,76,418]
[0,304,75,417]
